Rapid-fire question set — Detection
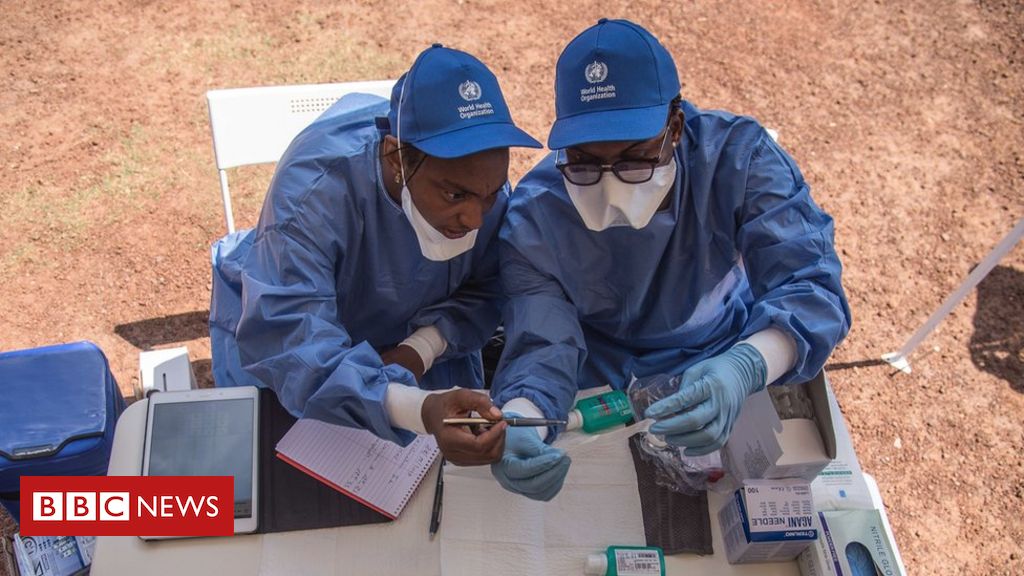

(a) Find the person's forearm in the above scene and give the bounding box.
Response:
[739,327,797,385]
[385,383,483,434]
[384,384,435,435]
[399,325,448,372]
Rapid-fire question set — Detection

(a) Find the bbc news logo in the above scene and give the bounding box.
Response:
[33,490,219,521]
[20,476,233,537]
[33,491,134,521]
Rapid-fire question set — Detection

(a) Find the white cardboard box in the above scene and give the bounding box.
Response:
[798,509,904,576]
[724,371,837,482]
[136,347,196,399]
[718,479,818,564]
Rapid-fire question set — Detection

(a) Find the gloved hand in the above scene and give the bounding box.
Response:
[645,343,767,456]
[491,413,571,501]
[845,542,881,576]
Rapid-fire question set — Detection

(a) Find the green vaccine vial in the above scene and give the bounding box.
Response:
[585,545,665,576]
[567,390,634,433]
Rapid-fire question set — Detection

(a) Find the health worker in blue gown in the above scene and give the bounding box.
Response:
[489,19,852,501]
[209,44,542,465]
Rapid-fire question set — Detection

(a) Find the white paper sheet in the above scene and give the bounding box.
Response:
[441,421,647,576]
[276,418,439,518]
[441,409,800,576]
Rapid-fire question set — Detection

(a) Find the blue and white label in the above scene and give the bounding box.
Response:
[613,548,662,576]
[741,480,816,542]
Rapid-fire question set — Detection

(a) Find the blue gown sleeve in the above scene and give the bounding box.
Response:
[489,202,586,436]
[236,219,418,446]
[407,191,507,359]
[736,132,852,383]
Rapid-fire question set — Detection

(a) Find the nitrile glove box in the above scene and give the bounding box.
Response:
[798,509,904,576]
[718,479,818,564]
[724,371,837,482]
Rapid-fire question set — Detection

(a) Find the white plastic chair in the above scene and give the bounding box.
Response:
[205,80,396,233]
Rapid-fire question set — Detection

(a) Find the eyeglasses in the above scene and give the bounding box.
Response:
[556,129,671,186]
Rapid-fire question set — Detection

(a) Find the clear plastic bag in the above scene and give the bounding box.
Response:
[627,373,736,495]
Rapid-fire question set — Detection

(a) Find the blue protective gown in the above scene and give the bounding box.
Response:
[209,94,507,445]
[492,100,851,428]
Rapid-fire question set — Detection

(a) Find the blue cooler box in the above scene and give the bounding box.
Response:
[0,341,126,523]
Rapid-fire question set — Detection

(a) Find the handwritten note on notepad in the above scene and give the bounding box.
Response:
[275,418,439,519]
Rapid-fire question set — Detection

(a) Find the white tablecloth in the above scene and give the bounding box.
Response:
[90,392,821,575]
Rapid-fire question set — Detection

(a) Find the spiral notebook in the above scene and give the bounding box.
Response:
[275,418,439,519]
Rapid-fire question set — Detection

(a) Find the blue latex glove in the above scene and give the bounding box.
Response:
[846,543,880,576]
[491,412,571,501]
[645,343,767,456]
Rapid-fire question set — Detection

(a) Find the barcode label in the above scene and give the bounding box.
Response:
[615,549,662,576]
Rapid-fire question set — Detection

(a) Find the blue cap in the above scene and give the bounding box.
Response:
[387,44,541,158]
[548,19,681,149]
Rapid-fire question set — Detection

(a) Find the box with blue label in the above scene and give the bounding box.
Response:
[718,479,818,564]
[797,509,905,576]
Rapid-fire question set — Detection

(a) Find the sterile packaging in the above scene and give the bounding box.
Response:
[13,533,95,576]
[626,374,735,494]
[797,509,905,576]
[718,479,818,564]
[724,372,837,482]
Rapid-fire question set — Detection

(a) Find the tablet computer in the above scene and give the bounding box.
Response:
[141,386,260,538]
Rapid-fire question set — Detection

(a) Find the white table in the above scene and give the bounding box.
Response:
[91,399,441,575]
[91,394,835,575]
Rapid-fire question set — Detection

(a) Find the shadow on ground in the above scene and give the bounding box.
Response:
[191,358,215,388]
[970,265,1024,392]
[114,310,209,350]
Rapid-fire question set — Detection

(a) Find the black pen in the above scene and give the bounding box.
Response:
[429,457,444,538]
[442,417,567,427]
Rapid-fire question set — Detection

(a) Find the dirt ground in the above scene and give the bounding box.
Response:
[1,1,1022,574]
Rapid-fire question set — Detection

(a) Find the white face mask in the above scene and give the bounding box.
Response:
[394,78,478,261]
[400,184,478,261]
[563,143,678,232]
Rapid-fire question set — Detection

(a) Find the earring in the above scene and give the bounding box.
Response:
[394,173,401,184]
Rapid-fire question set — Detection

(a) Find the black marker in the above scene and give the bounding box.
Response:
[428,458,444,538]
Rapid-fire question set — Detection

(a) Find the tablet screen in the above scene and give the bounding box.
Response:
[147,398,255,518]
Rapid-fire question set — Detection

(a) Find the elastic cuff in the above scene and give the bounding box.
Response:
[501,397,548,441]
[400,325,448,372]
[384,383,432,435]
[739,327,798,386]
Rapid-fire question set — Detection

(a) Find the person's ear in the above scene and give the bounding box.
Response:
[669,109,685,147]
[382,134,403,175]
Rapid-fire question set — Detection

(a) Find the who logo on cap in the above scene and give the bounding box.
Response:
[386,44,541,159]
[548,18,681,149]
[458,80,482,101]
[585,61,609,84]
